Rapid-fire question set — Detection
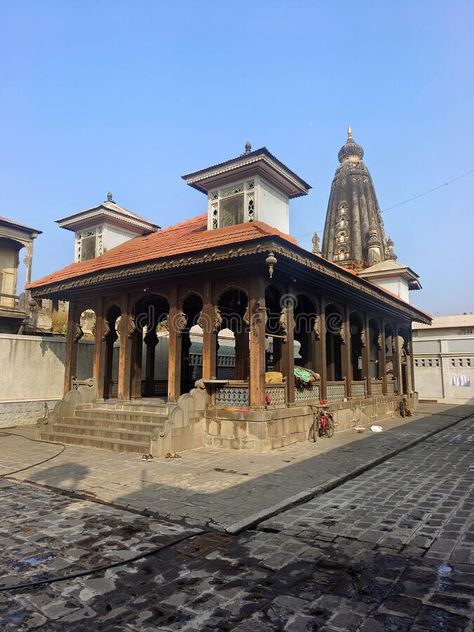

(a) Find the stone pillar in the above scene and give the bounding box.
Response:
[315,300,327,400]
[249,276,266,407]
[93,300,106,398]
[362,313,371,397]
[167,287,182,403]
[281,297,295,404]
[63,302,80,395]
[342,306,352,399]
[201,281,217,380]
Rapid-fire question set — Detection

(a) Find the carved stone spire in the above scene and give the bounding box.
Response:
[322,127,393,270]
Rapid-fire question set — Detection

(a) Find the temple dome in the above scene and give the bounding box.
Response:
[322,127,388,270]
[337,125,364,163]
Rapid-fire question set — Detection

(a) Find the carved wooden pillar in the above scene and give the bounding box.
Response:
[362,313,371,397]
[379,319,387,395]
[315,299,327,400]
[249,276,266,407]
[409,329,416,395]
[92,299,105,398]
[342,306,352,399]
[64,302,80,395]
[130,325,142,399]
[118,298,134,400]
[235,330,249,380]
[392,323,401,394]
[281,295,295,404]
[167,287,182,403]
[201,281,217,380]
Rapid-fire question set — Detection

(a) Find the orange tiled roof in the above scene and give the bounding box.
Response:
[28,214,296,290]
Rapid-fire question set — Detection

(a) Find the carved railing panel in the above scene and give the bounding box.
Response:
[351,380,366,398]
[386,380,396,395]
[295,382,320,403]
[215,383,249,407]
[327,381,346,401]
[371,380,384,395]
[264,383,287,409]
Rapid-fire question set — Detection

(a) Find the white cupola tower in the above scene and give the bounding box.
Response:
[182,143,311,234]
[56,193,159,263]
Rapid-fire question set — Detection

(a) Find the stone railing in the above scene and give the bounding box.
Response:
[215,382,249,407]
[351,380,366,398]
[295,382,320,404]
[326,381,346,401]
[371,379,384,395]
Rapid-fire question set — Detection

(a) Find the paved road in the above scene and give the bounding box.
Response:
[0,411,473,630]
[3,403,473,530]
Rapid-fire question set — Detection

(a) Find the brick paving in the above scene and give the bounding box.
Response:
[0,405,473,630]
[2,403,473,530]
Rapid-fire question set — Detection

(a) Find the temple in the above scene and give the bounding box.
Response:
[321,127,421,303]
[28,141,430,455]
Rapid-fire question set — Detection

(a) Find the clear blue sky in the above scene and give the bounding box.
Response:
[1,0,473,315]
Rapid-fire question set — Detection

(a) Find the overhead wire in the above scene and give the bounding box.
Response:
[294,167,474,240]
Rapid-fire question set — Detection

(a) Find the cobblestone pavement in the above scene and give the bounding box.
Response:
[2,403,473,529]
[1,410,473,631]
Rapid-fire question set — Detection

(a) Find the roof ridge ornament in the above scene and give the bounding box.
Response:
[106,191,114,203]
[347,124,353,141]
[244,141,252,155]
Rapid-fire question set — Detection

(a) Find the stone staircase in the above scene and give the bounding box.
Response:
[40,399,172,454]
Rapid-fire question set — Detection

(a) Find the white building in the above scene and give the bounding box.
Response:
[413,314,474,404]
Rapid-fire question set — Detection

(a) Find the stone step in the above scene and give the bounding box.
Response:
[61,416,163,434]
[40,432,150,453]
[74,409,168,422]
[76,400,168,413]
[51,421,158,443]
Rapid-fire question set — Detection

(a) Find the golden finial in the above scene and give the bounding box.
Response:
[347,124,353,141]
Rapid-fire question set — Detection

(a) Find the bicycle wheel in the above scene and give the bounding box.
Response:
[325,413,335,438]
[308,418,318,442]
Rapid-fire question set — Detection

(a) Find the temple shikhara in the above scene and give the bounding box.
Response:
[28,130,430,455]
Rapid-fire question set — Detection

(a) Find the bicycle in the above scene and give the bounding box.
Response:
[308,401,335,442]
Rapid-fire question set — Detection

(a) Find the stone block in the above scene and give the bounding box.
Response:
[248,421,267,440]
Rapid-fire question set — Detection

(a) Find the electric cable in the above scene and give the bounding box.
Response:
[0,431,66,477]
[0,432,214,593]
[294,167,474,240]
[0,530,210,592]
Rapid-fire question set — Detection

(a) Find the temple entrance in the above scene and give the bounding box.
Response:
[180,293,203,393]
[132,294,169,398]
[216,288,248,380]
[350,312,364,380]
[325,304,343,381]
[103,305,121,399]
